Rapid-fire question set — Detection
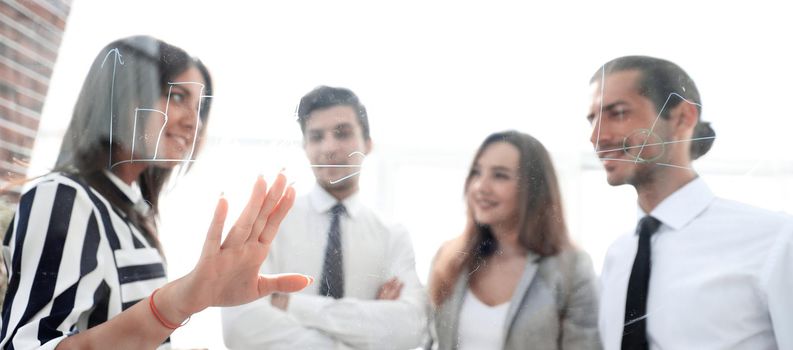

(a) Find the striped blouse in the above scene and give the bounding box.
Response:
[1,172,168,349]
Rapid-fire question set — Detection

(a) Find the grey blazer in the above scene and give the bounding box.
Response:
[428,249,602,350]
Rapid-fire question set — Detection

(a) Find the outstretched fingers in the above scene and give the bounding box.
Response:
[258,185,295,244]
[221,176,267,249]
[249,173,287,242]
[258,273,313,297]
[201,196,228,257]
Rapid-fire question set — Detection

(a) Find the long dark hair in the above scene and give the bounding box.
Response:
[55,36,213,251]
[429,130,571,306]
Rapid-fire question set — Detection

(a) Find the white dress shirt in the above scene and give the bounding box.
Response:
[222,185,428,349]
[457,289,509,350]
[599,177,793,350]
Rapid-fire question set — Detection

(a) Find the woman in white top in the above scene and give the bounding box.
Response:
[1,36,310,349]
[427,130,601,350]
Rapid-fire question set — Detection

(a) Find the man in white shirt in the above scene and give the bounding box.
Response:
[222,86,427,349]
[587,56,793,350]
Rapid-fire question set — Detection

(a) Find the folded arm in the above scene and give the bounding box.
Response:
[286,228,428,349]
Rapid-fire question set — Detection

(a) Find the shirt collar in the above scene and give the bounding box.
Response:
[309,185,362,218]
[103,170,143,204]
[637,177,715,231]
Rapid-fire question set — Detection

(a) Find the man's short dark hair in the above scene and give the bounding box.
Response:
[591,55,715,160]
[296,86,371,140]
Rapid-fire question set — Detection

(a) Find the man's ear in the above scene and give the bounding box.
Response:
[670,101,699,138]
[364,139,373,155]
[677,102,699,128]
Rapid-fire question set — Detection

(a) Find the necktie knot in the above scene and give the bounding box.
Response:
[330,203,346,217]
[636,216,661,238]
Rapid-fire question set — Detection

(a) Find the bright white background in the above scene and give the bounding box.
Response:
[28,1,793,348]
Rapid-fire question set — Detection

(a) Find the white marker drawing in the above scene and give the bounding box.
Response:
[623,128,666,162]
[592,68,712,171]
[310,151,366,185]
[594,135,717,155]
[102,47,211,170]
[130,107,167,160]
[632,92,702,164]
[594,64,605,152]
[101,48,124,169]
[109,80,208,169]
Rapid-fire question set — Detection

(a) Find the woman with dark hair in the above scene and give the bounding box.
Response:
[427,130,600,350]
[0,36,310,349]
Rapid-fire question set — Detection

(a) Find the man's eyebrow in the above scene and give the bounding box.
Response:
[587,101,629,120]
[491,165,516,173]
[602,101,628,113]
[307,122,354,134]
[334,123,354,130]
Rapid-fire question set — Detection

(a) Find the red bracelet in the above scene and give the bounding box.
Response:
[149,288,190,330]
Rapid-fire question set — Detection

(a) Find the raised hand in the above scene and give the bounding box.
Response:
[169,173,311,316]
[55,174,312,350]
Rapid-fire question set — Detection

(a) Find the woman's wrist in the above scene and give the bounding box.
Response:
[149,288,190,329]
[154,278,204,326]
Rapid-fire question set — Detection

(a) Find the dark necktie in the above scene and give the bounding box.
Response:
[622,216,662,350]
[319,203,346,299]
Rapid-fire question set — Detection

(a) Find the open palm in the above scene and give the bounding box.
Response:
[175,173,311,314]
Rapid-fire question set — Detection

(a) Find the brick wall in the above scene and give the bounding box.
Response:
[1,0,72,202]
[1,0,73,306]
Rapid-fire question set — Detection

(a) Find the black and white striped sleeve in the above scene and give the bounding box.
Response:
[1,178,105,350]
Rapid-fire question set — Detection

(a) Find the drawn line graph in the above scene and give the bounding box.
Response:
[110,81,208,169]
[101,48,214,170]
[102,46,365,185]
